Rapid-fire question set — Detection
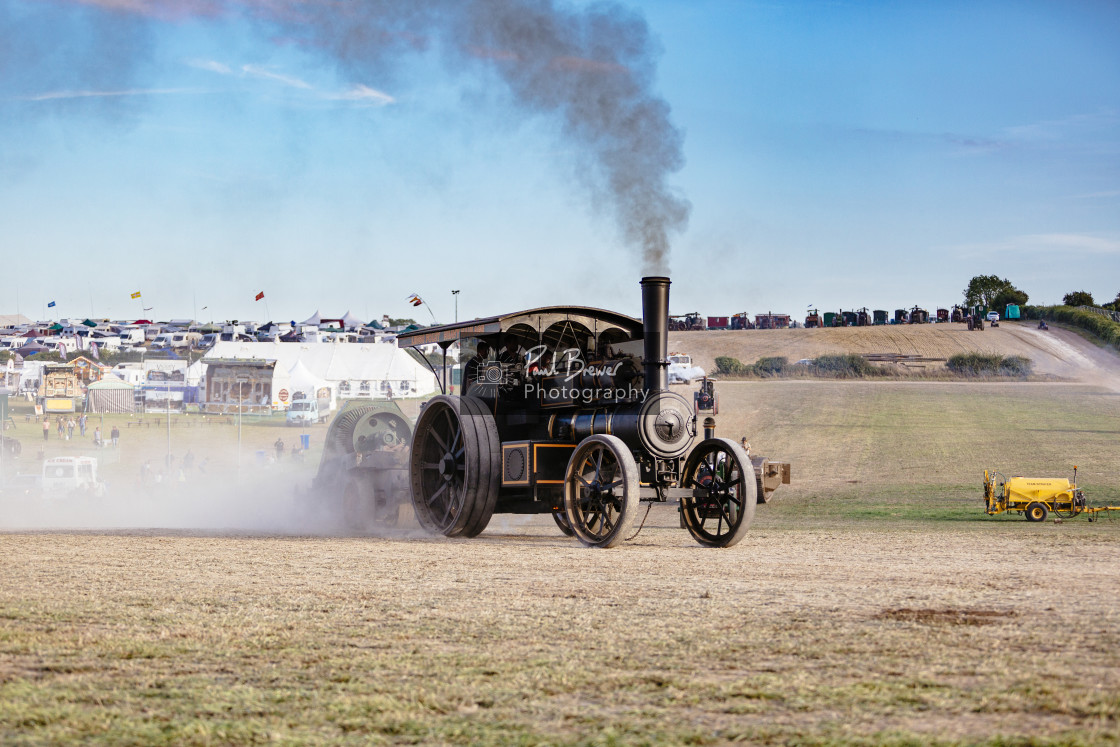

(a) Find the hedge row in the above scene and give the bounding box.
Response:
[1022,305,1120,347]
[946,353,1033,377]
[714,354,887,379]
[715,353,1032,379]
[714,355,792,377]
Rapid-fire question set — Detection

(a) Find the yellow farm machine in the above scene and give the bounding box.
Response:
[983,468,1120,522]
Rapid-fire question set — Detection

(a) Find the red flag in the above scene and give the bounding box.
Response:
[255,291,265,301]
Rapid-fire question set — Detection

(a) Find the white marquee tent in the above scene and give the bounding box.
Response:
[203,341,438,409]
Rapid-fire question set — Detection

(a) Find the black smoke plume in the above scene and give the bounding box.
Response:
[9,0,690,271]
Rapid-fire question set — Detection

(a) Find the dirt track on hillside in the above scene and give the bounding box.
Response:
[671,322,1120,388]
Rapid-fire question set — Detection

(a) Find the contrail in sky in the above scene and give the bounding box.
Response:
[8,0,691,272]
[18,87,206,101]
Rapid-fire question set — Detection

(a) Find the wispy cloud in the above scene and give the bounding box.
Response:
[70,0,227,21]
[16,88,206,101]
[187,59,232,75]
[241,64,312,90]
[1070,189,1120,200]
[324,84,395,105]
[185,58,394,106]
[953,233,1120,256]
[1004,111,1120,143]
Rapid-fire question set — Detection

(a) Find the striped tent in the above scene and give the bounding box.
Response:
[86,374,135,414]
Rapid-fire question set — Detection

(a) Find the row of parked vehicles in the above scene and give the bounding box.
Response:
[663,304,1022,331]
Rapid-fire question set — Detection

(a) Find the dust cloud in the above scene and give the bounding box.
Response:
[0,443,426,537]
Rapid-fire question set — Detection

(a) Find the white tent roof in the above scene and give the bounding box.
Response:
[299,310,321,326]
[185,360,207,387]
[87,374,133,390]
[287,359,328,393]
[340,310,366,329]
[204,341,437,390]
[0,314,33,328]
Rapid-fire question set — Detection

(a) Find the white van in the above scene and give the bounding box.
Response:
[150,332,203,350]
[42,456,104,496]
[286,395,330,426]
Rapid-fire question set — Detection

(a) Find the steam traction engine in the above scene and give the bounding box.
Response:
[397,277,789,548]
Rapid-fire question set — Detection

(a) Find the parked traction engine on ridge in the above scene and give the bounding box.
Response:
[396,277,790,548]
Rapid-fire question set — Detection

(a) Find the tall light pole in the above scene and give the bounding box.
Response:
[237,380,243,483]
[166,376,171,472]
[452,290,459,323]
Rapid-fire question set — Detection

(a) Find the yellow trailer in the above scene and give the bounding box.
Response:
[984,468,1120,522]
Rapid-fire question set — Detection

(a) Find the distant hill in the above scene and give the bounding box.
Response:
[669,321,1120,388]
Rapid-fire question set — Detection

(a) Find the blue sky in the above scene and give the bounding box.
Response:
[1,0,1117,324]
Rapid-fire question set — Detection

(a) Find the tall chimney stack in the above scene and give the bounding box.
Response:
[640,276,671,393]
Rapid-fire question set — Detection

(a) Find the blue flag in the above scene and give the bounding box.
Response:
[47,301,56,308]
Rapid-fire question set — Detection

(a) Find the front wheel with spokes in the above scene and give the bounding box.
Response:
[562,434,639,548]
[680,438,757,547]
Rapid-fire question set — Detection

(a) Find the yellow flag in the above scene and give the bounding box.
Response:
[130,291,141,299]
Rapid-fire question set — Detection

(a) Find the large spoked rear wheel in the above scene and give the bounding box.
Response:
[410,395,499,538]
[563,434,639,548]
[681,438,757,547]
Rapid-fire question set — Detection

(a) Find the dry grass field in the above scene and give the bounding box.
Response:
[2,326,1119,744]
[2,520,1118,745]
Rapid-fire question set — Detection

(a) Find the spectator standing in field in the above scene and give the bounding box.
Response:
[78,413,87,437]
[42,417,49,441]
[66,418,75,440]
[57,418,65,439]
[93,427,102,447]
[274,437,284,461]
[110,425,120,447]
[183,450,194,474]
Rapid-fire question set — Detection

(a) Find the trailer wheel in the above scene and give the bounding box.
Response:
[562,434,639,548]
[1025,502,1049,522]
[680,438,757,547]
[409,395,498,538]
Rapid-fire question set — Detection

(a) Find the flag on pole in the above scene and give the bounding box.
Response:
[47,301,56,308]
[255,291,265,301]
[131,291,141,299]
[408,293,423,307]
